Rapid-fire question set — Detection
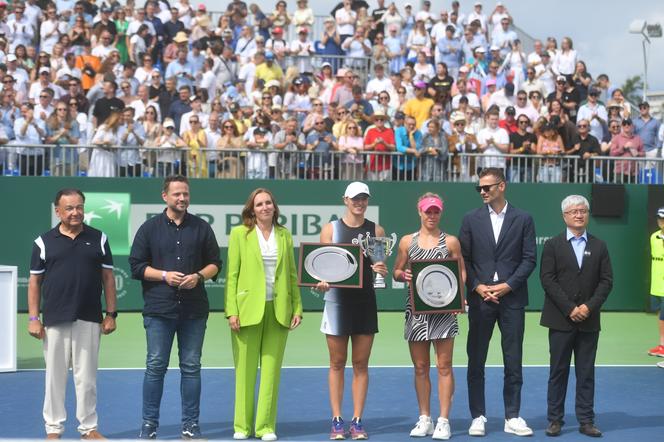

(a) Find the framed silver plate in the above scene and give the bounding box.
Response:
[415,264,459,308]
[303,246,359,283]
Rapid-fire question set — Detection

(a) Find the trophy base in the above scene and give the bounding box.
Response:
[374,274,386,289]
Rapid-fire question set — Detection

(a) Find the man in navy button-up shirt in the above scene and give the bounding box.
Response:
[129,175,221,439]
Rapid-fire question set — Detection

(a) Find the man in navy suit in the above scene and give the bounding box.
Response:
[540,195,612,438]
[459,167,536,437]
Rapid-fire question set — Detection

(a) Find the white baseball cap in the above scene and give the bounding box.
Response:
[344,182,371,199]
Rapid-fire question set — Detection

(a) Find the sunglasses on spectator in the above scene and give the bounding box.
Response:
[518,119,529,124]
[454,121,465,126]
[39,95,49,99]
[517,96,527,101]
[348,126,357,129]
[398,90,406,94]
[313,103,323,106]
[223,125,234,129]
[379,96,389,100]
[69,102,78,106]
[337,110,348,115]
[315,121,325,125]
[56,107,67,111]
[146,110,156,114]
[3,79,14,83]
[578,123,588,128]
[262,96,271,99]
[475,181,502,193]
[190,119,199,123]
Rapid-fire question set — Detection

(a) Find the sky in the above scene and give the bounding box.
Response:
[199,0,664,92]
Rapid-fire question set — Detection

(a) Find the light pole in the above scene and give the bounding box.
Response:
[629,20,662,102]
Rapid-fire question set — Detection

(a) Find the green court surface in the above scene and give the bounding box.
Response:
[17,312,659,369]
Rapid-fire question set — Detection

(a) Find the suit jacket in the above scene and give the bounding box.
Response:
[539,232,613,332]
[459,203,537,308]
[224,224,303,328]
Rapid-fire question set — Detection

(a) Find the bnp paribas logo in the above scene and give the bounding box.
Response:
[83,193,131,255]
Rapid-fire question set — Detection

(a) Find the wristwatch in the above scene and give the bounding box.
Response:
[105,311,118,319]
[196,272,205,285]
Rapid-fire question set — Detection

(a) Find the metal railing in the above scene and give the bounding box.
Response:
[1,144,661,185]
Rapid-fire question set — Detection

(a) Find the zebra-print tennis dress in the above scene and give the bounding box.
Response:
[404,231,459,341]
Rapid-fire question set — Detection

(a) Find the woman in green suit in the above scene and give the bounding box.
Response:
[225,188,303,441]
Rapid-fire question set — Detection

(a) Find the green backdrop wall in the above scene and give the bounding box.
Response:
[0,177,651,312]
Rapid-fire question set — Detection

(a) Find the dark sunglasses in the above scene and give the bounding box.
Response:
[475,181,503,193]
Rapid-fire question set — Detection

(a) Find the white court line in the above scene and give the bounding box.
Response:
[16,364,659,372]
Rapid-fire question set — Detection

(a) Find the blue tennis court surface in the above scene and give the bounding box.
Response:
[1,367,662,440]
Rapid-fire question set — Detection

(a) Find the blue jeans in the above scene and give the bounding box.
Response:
[142,315,207,427]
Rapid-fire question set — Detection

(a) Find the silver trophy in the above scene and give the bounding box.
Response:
[353,232,398,289]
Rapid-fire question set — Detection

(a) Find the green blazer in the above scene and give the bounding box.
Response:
[224,224,303,328]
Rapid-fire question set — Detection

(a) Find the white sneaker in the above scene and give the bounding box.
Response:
[409,415,434,437]
[233,432,249,440]
[432,417,451,440]
[468,416,487,436]
[261,433,278,441]
[658,361,664,368]
[504,417,533,436]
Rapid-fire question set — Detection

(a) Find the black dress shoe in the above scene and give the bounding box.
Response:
[579,423,602,437]
[545,421,562,437]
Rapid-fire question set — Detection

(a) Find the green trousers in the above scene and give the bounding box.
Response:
[231,301,289,437]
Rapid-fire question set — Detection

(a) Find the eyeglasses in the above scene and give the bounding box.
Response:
[146,110,155,114]
[39,95,49,99]
[610,125,620,129]
[56,107,67,111]
[69,102,78,106]
[262,96,271,99]
[223,125,233,129]
[454,121,465,126]
[337,111,348,115]
[190,120,199,124]
[152,74,160,78]
[398,90,406,95]
[348,126,357,129]
[577,124,588,128]
[564,209,588,216]
[517,97,526,101]
[518,120,529,125]
[313,103,323,106]
[69,83,78,87]
[379,96,389,100]
[122,85,130,89]
[315,121,325,125]
[3,79,14,83]
[475,181,503,193]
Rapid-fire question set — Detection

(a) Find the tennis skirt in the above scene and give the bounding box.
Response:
[320,300,379,336]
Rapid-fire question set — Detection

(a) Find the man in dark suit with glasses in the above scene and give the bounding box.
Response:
[459,167,537,437]
[540,195,612,437]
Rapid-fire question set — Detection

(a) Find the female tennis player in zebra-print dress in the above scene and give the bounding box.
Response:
[392,192,467,439]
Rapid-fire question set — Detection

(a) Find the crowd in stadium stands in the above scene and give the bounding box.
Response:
[0,0,662,181]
